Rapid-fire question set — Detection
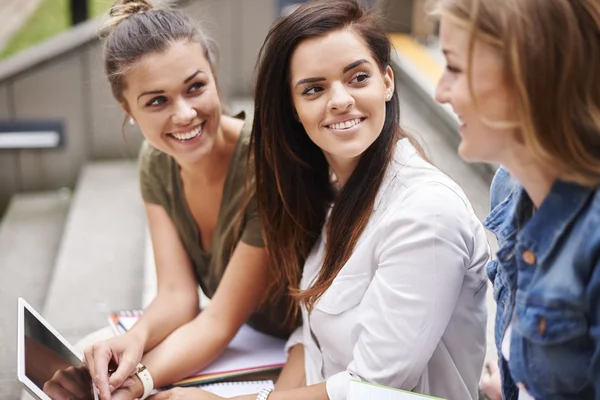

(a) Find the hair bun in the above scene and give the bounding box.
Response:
[108,0,153,25]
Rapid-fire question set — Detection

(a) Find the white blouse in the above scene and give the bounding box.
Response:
[285,139,490,400]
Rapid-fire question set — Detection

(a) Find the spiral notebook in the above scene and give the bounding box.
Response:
[200,380,274,397]
[108,310,286,386]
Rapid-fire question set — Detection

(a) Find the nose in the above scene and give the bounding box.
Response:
[172,98,197,125]
[434,74,450,104]
[328,83,354,112]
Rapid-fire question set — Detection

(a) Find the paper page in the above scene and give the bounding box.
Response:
[196,324,286,376]
[200,380,274,398]
[347,380,444,400]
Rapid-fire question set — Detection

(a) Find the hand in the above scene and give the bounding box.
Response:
[83,332,145,400]
[480,357,502,400]
[43,365,94,400]
[149,387,224,400]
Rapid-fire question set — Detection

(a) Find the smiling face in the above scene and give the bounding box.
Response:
[121,40,222,165]
[435,15,518,164]
[289,28,394,169]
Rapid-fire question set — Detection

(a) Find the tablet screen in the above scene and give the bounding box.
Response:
[24,307,96,400]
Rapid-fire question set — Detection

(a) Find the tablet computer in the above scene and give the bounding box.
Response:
[17,297,99,400]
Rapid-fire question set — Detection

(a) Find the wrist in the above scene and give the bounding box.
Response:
[126,327,149,350]
[130,374,145,399]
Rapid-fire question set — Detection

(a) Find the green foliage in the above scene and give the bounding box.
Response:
[0,0,112,59]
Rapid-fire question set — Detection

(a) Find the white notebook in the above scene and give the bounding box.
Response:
[347,380,445,400]
[200,380,274,398]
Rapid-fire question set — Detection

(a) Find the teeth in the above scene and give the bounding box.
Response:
[328,118,362,130]
[171,125,202,141]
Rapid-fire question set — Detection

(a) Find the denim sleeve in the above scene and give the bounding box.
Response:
[489,167,516,210]
[585,219,600,399]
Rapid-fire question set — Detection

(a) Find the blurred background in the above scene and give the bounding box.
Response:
[0,1,495,399]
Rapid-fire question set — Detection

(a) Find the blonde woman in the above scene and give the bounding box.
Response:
[435,0,600,399]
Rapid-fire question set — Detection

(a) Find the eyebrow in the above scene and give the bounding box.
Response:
[137,70,205,101]
[184,70,202,84]
[294,59,372,88]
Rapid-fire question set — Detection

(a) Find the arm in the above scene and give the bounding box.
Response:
[86,203,200,399]
[275,343,306,391]
[127,240,271,396]
[130,203,201,350]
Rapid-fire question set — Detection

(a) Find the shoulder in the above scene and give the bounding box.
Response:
[138,140,171,173]
[385,141,474,220]
[138,141,174,202]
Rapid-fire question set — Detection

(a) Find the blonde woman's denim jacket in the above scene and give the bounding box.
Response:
[484,167,600,400]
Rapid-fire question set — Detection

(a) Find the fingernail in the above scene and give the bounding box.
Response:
[109,384,116,392]
[122,378,135,388]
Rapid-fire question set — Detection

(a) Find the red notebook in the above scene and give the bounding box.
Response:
[108,310,286,386]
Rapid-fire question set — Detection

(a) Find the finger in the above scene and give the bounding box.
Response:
[90,344,113,400]
[107,354,138,389]
[74,365,94,388]
[43,379,75,400]
[111,386,139,400]
[58,374,90,399]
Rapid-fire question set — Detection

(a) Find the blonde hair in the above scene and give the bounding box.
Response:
[437,0,600,186]
[102,0,218,106]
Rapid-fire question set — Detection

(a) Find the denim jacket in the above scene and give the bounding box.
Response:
[483,167,600,400]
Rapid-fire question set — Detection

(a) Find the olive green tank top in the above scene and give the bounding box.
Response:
[138,114,292,338]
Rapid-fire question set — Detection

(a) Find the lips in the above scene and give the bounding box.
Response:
[325,117,366,131]
[168,122,204,141]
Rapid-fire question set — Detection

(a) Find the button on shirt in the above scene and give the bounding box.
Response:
[285,140,490,400]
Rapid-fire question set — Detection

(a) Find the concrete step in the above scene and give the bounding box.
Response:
[42,161,146,345]
[0,190,71,400]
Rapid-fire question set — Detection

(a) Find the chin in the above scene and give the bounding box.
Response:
[331,145,369,160]
[457,142,479,163]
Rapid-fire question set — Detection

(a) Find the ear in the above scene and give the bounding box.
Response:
[383,65,395,100]
[119,102,130,115]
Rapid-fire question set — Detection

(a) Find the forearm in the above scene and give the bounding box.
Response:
[129,291,199,352]
[140,309,234,388]
[235,383,329,400]
[275,345,306,391]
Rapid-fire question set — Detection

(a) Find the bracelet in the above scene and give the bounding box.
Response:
[256,388,273,400]
[134,363,154,400]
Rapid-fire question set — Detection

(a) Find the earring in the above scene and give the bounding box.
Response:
[385,92,392,102]
[129,117,135,125]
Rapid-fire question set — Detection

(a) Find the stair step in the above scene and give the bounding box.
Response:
[0,190,71,400]
[42,160,146,344]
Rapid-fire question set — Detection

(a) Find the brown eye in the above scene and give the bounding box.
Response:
[188,82,205,93]
[351,72,371,84]
[147,96,167,107]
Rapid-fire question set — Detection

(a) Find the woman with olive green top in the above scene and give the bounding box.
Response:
[80,2,295,400]
[138,113,290,338]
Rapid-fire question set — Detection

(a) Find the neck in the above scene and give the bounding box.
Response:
[325,153,360,188]
[501,145,558,209]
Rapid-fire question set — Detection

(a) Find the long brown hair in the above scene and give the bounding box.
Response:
[438,0,600,186]
[252,0,415,323]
